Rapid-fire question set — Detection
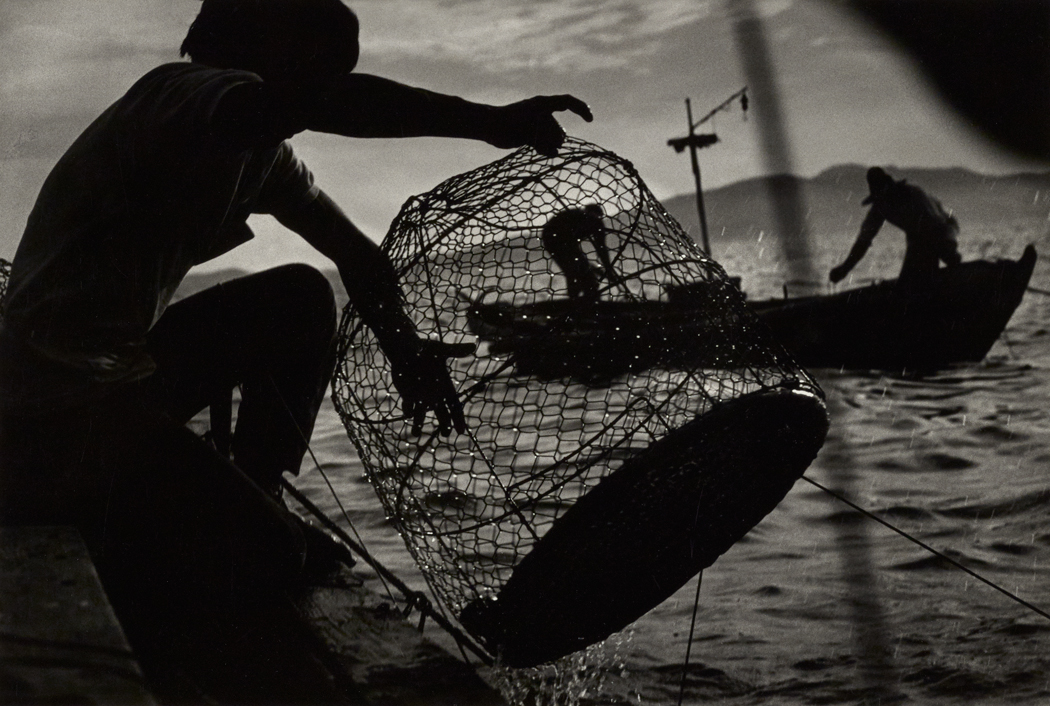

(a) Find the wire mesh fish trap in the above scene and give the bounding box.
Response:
[332,138,828,668]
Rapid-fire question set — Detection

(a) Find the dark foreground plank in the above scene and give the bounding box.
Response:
[0,525,155,705]
[127,557,505,704]
[294,570,504,705]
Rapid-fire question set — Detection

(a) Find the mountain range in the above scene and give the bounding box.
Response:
[661,164,1050,249]
[180,164,1050,301]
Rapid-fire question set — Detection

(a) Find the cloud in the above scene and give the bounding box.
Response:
[0,0,196,119]
[356,0,713,73]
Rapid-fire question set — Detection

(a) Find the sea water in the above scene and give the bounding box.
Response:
[285,221,1050,705]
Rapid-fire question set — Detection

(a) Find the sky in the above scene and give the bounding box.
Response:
[1,0,1046,271]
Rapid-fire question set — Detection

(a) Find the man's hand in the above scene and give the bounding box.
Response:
[388,338,477,437]
[486,95,593,157]
[829,264,850,283]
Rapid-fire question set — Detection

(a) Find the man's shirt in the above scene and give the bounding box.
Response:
[860,180,958,249]
[1,62,319,413]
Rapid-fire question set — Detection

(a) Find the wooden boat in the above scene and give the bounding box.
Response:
[466,246,1037,378]
[741,244,1037,372]
[465,281,777,381]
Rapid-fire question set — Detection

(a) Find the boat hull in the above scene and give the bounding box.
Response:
[466,248,1036,378]
[748,245,1037,372]
[465,281,775,381]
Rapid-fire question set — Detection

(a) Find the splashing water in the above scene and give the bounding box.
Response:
[491,630,639,706]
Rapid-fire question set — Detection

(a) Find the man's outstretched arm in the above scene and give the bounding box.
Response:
[589,232,621,286]
[830,209,884,283]
[214,73,593,156]
[273,190,472,437]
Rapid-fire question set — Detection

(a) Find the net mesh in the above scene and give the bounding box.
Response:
[327,138,827,666]
[0,138,823,666]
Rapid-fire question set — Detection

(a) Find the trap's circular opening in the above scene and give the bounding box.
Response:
[459,386,828,668]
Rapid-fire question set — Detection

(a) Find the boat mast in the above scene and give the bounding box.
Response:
[668,87,748,257]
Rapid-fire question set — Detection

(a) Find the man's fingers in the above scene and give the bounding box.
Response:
[450,401,467,435]
[411,403,425,436]
[395,343,472,437]
[418,338,477,360]
[438,340,478,359]
[534,140,560,158]
[435,406,453,437]
[446,340,478,358]
[532,118,567,157]
[544,94,593,122]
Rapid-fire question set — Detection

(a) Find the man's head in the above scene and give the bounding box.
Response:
[862,166,895,205]
[181,0,360,82]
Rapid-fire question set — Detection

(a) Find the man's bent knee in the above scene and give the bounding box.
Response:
[269,264,336,316]
[256,264,337,343]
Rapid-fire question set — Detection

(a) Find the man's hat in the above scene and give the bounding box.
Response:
[861,166,895,205]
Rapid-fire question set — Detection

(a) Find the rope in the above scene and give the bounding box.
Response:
[264,374,399,603]
[803,474,1050,622]
[281,478,495,665]
[301,439,398,603]
[261,375,494,664]
[677,570,703,706]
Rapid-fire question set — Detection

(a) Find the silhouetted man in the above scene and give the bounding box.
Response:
[830,166,961,293]
[541,204,619,300]
[0,0,591,698]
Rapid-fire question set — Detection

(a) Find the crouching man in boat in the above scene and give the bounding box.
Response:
[0,0,590,697]
[829,166,962,295]
[541,204,622,300]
